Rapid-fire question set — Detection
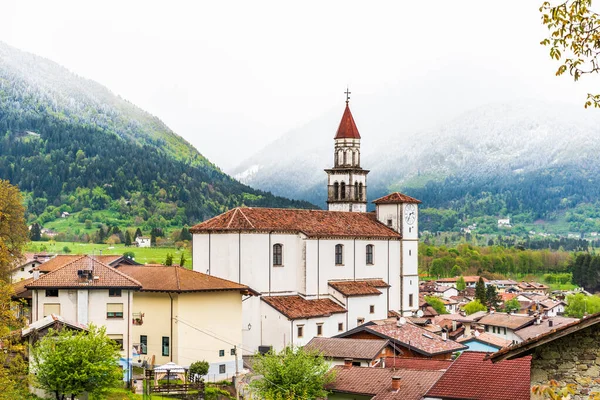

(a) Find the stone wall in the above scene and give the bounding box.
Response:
[530,324,600,399]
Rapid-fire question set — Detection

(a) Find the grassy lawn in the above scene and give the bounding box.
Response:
[25,241,193,269]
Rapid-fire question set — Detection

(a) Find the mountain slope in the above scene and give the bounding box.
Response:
[0,41,314,233]
[233,99,600,232]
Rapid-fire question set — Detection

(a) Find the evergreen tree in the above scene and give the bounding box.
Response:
[486,284,501,310]
[165,253,173,266]
[475,277,487,305]
[456,276,467,291]
[124,230,132,247]
[179,253,186,268]
[150,233,156,247]
[134,228,142,239]
[180,227,192,241]
[30,222,42,241]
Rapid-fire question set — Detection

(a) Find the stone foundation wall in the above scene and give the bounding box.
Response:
[531,324,600,399]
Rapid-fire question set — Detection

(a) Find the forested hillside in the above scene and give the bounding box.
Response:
[0,41,313,234]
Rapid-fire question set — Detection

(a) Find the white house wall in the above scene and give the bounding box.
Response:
[346,295,388,331]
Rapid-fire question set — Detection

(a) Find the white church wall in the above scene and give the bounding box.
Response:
[314,239,356,296]
[387,241,402,312]
[260,300,294,352]
[291,314,346,348]
[346,294,388,331]
[376,204,401,232]
[242,296,262,354]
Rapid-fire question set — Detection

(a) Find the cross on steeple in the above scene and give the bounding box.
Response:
[344,87,351,104]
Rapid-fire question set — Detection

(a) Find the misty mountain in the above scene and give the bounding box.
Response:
[0,41,313,231]
[233,98,600,230]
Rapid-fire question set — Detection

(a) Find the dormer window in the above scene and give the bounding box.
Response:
[273,244,283,266]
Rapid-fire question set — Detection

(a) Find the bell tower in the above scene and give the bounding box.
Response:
[325,89,369,212]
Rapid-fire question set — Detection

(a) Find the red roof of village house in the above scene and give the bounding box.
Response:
[425,352,531,400]
[335,103,361,139]
[262,295,346,320]
[383,357,453,371]
[372,192,421,204]
[26,256,141,289]
[189,207,401,239]
[328,279,389,297]
[326,365,444,400]
[116,265,258,295]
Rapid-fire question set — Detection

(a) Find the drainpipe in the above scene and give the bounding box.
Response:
[168,293,173,362]
[317,239,320,299]
[387,240,390,312]
[127,290,132,383]
[208,232,211,274]
[238,231,242,283]
[268,232,272,296]
[353,238,356,280]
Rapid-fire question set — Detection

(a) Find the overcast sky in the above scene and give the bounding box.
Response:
[1,1,598,170]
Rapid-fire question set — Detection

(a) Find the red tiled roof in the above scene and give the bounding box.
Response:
[116,265,257,295]
[190,207,401,239]
[304,337,389,360]
[425,352,531,400]
[499,293,517,301]
[35,255,82,273]
[326,365,444,400]
[11,277,34,298]
[383,357,452,371]
[262,295,346,320]
[361,320,467,356]
[334,103,361,139]
[26,256,141,289]
[328,279,389,297]
[478,313,535,330]
[372,192,421,204]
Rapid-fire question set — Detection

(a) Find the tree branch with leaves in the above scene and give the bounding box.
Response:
[540,0,600,107]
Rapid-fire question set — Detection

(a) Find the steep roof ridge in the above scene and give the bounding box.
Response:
[335,103,361,139]
[226,208,239,228]
[91,256,143,287]
[238,208,255,228]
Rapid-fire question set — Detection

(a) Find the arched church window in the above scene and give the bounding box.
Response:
[366,244,374,265]
[273,244,283,266]
[335,244,344,265]
[354,182,359,200]
[359,182,363,200]
[333,182,339,200]
[340,182,346,199]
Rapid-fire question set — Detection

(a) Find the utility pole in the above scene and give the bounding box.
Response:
[234,345,240,400]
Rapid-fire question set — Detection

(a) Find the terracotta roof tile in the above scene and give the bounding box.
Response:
[338,319,467,357]
[262,295,346,320]
[26,256,141,289]
[383,357,453,370]
[304,337,389,360]
[334,103,361,139]
[478,313,535,330]
[35,255,82,273]
[190,207,401,239]
[515,316,579,341]
[116,265,257,294]
[326,366,444,400]
[425,352,531,400]
[372,192,421,204]
[328,279,389,297]
[11,277,34,298]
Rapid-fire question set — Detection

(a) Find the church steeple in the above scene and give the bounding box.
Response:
[324,91,369,212]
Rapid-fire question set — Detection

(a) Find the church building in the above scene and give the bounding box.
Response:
[191,96,420,353]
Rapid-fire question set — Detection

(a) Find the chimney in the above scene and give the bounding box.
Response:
[343,358,353,369]
[391,376,402,391]
[441,329,448,341]
[452,321,457,332]
[33,269,40,280]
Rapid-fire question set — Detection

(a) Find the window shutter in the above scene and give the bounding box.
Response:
[43,303,60,316]
[107,303,124,312]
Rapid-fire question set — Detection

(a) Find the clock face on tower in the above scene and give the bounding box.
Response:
[404,204,416,225]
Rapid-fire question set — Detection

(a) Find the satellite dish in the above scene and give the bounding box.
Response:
[416,310,424,318]
[398,317,407,326]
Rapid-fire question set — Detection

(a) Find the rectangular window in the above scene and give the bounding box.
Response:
[273,244,283,266]
[162,337,170,356]
[107,303,124,319]
[485,325,489,332]
[45,289,58,297]
[43,303,60,317]
[335,244,344,265]
[231,348,236,356]
[297,325,304,338]
[109,289,122,297]
[409,294,414,308]
[140,335,147,354]
[317,324,323,336]
[338,322,344,332]
[108,334,124,350]
[219,349,225,357]
[387,219,393,227]
[357,318,365,326]
[370,305,375,314]
[493,326,496,333]
[503,327,507,335]
[219,364,226,374]
[409,250,412,256]
[366,245,374,265]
